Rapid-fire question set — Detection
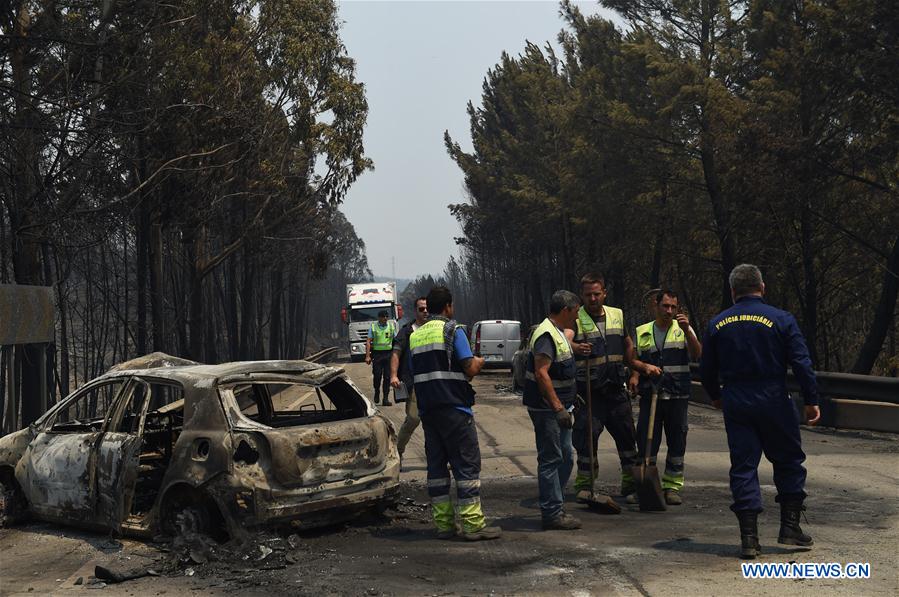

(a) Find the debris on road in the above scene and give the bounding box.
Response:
[94,564,157,584]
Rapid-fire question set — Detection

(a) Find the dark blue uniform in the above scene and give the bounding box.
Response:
[700,296,818,513]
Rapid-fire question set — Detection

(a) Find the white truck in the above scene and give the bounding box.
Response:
[341,282,403,362]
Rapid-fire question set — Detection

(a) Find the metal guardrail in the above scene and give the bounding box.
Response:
[689,363,899,405]
[305,347,339,363]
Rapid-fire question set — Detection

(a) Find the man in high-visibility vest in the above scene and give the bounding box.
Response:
[410,286,500,541]
[571,272,660,502]
[366,309,396,405]
[631,289,702,506]
[523,290,582,530]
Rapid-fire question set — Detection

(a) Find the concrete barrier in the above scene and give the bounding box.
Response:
[688,382,899,434]
[822,398,899,433]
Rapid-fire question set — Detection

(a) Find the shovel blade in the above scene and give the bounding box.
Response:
[632,464,666,512]
[582,492,622,515]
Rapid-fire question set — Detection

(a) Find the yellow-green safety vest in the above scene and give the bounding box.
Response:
[635,320,691,398]
[522,318,577,409]
[409,318,474,411]
[574,305,626,385]
[370,321,396,351]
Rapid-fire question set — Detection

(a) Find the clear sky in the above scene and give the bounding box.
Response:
[337,0,617,279]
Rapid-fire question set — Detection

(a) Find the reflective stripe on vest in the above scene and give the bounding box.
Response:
[522,318,577,409]
[370,321,395,351]
[409,319,474,411]
[635,320,691,397]
[574,305,626,382]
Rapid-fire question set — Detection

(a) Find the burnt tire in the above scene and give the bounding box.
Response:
[0,474,27,527]
[160,489,227,542]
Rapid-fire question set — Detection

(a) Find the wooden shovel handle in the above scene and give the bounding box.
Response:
[644,390,658,467]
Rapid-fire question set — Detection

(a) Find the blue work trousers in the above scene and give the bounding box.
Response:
[420,408,482,502]
[722,386,807,512]
[528,409,574,521]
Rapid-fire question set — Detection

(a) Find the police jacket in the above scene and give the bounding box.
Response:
[635,320,691,398]
[699,296,818,405]
[410,317,475,411]
[523,318,577,410]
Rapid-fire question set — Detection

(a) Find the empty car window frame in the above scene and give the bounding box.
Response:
[219,376,367,429]
[118,378,186,434]
[43,378,131,434]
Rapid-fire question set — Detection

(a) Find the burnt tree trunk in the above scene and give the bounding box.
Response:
[799,202,818,365]
[149,214,165,352]
[698,1,737,310]
[187,225,207,361]
[851,232,899,374]
[239,248,256,360]
[269,268,284,359]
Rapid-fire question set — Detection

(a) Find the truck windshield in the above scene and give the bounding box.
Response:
[349,306,390,322]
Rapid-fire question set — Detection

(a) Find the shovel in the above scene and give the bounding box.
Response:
[632,385,666,511]
[578,359,621,515]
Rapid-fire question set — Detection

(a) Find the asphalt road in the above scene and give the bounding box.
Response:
[0,361,897,596]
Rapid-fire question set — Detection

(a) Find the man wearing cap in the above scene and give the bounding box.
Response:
[366,309,396,405]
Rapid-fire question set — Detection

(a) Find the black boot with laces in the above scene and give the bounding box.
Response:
[778,500,813,546]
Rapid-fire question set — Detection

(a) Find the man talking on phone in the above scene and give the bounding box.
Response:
[631,289,702,505]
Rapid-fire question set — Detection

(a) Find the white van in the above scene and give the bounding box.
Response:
[471,320,521,368]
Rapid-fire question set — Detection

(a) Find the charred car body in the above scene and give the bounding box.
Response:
[0,354,400,538]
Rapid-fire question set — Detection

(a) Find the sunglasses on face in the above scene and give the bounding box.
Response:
[417,307,428,312]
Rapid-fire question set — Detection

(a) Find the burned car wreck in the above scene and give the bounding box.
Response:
[0,353,400,538]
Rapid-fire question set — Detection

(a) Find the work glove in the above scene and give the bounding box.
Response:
[555,408,574,429]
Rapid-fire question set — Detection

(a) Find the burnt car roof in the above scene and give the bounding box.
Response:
[98,353,343,386]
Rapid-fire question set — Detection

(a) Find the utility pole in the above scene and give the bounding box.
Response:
[391,256,396,280]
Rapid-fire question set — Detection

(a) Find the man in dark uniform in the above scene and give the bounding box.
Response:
[700,264,821,559]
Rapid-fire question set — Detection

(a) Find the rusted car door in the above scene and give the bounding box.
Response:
[18,379,128,525]
[93,379,150,530]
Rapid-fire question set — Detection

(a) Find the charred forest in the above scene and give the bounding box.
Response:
[427,1,897,377]
[1,0,372,423]
[2,0,898,432]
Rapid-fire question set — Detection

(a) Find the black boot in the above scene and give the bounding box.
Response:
[778,500,813,546]
[736,511,761,559]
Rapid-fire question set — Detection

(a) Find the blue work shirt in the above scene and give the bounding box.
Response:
[699,296,818,405]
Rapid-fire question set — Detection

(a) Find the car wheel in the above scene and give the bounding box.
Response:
[0,472,27,527]
[161,488,227,541]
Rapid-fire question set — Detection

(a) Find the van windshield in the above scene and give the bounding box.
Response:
[349,306,391,323]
